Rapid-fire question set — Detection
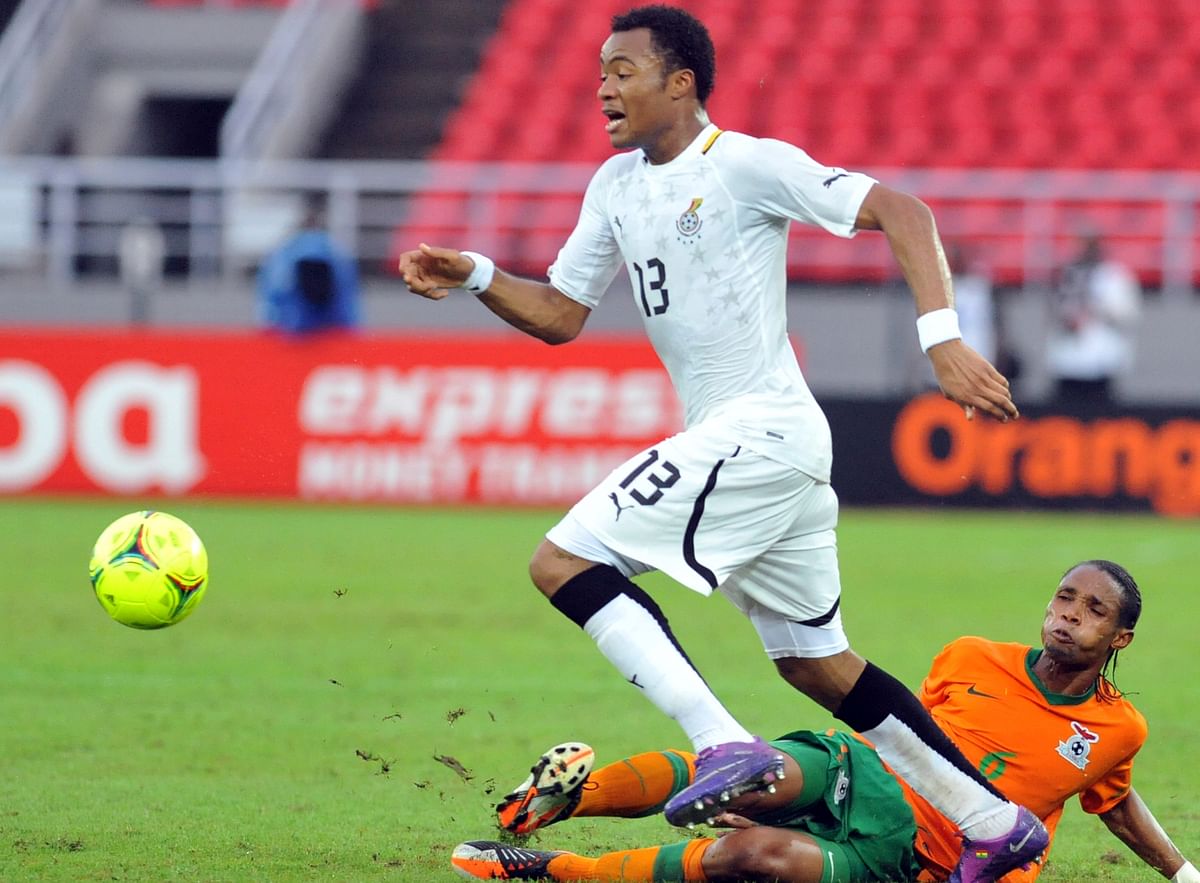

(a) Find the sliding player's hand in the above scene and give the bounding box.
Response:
[927,339,1019,422]
[398,243,473,299]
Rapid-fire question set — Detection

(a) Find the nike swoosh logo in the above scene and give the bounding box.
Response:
[966,684,999,700]
[1009,825,1038,853]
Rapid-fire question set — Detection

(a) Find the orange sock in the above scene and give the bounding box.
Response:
[546,853,599,881]
[546,839,713,881]
[679,839,711,880]
[574,750,697,818]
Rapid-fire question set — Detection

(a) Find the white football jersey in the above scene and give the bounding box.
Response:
[548,124,876,482]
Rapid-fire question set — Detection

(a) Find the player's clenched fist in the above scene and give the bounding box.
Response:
[398,243,473,299]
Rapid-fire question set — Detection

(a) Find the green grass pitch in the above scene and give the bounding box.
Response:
[2,498,1196,881]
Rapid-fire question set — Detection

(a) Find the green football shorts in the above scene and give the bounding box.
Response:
[754,730,923,883]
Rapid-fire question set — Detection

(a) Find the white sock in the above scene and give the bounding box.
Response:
[864,716,1018,840]
[583,594,753,752]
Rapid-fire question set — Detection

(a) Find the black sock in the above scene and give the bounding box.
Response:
[549,565,703,675]
[549,564,626,626]
[835,661,1003,798]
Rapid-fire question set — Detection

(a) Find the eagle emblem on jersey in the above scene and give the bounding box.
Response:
[676,198,704,236]
[1056,720,1100,770]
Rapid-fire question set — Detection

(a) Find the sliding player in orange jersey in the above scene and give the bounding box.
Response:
[453,560,1198,883]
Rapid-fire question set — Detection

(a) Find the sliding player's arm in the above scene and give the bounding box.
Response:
[1100,788,1198,881]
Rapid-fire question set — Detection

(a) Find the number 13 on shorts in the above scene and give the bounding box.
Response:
[556,421,831,599]
[615,448,680,507]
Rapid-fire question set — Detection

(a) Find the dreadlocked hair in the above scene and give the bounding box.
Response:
[1067,559,1141,702]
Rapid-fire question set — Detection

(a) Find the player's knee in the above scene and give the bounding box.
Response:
[528,543,560,597]
[528,540,590,597]
[705,828,820,883]
[773,652,864,713]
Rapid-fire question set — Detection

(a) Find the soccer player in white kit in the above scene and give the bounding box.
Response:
[401,6,1040,882]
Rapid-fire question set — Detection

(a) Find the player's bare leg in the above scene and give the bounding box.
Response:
[461,741,844,881]
[455,822,834,883]
[702,827,831,883]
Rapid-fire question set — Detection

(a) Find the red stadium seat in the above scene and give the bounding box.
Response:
[1012,126,1058,168]
[998,13,1041,52]
[939,14,983,52]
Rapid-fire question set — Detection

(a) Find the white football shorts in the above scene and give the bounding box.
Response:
[545,418,848,659]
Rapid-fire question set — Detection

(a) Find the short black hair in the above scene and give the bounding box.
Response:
[1064,559,1141,701]
[611,5,716,104]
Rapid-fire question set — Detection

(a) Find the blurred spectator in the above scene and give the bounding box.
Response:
[118,216,165,325]
[1046,233,1141,405]
[946,242,997,365]
[257,195,360,335]
[908,243,1006,393]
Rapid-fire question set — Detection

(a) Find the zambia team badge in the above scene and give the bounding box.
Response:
[676,198,703,236]
[832,768,850,805]
[1056,721,1099,770]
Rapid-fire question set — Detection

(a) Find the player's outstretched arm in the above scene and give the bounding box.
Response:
[1100,788,1198,881]
[854,185,1018,423]
[398,243,591,344]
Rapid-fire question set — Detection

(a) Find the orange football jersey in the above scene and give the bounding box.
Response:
[898,636,1147,881]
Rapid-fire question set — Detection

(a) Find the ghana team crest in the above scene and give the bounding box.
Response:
[1056,721,1100,770]
[676,197,704,237]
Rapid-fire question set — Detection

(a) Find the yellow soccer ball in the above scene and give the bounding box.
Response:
[88,511,209,629]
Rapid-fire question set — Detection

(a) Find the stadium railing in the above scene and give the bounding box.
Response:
[0,0,94,154]
[219,0,367,162]
[0,155,1195,297]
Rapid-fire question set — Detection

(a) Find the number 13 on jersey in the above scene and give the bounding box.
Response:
[633,258,669,317]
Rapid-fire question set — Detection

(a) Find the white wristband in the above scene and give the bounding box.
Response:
[459,251,495,294]
[916,308,962,353]
[1173,860,1200,883]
